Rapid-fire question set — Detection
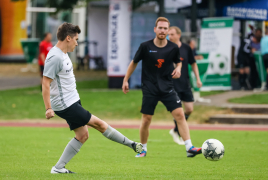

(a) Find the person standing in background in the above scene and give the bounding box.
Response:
[38,33,53,91]
[187,39,203,60]
[168,26,202,145]
[261,27,268,89]
[249,28,262,89]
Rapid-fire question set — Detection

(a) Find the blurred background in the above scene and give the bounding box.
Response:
[1,0,268,124]
[1,0,268,89]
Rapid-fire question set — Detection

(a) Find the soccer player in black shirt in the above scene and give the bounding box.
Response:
[122,17,202,158]
[168,26,202,145]
[237,37,252,89]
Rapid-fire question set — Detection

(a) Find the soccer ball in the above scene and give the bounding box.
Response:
[209,54,228,76]
[202,139,225,161]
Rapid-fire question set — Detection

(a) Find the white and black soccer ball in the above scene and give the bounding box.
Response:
[202,139,225,161]
[209,54,228,76]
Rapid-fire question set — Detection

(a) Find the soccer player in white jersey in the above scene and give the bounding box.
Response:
[42,23,143,174]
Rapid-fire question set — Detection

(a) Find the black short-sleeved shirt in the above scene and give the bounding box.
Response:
[133,39,180,95]
[173,43,196,92]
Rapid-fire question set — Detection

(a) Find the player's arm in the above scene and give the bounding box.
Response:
[122,60,138,94]
[39,44,46,63]
[40,53,46,63]
[172,63,182,79]
[42,55,62,119]
[42,76,55,119]
[191,63,202,88]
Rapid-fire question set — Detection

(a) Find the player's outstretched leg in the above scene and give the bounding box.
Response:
[88,115,143,153]
[171,108,202,157]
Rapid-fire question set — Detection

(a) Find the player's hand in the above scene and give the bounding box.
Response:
[197,80,203,88]
[45,109,55,119]
[122,81,129,94]
[171,68,181,79]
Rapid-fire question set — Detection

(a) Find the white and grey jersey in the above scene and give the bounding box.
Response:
[43,46,80,111]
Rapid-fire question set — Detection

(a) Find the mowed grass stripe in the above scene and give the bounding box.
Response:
[0,127,267,179]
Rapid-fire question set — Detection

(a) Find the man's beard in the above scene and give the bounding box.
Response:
[157,34,166,40]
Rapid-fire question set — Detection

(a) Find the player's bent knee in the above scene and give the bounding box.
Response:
[185,108,193,115]
[87,115,108,133]
[142,114,152,124]
[74,126,89,143]
[173,108,185,121]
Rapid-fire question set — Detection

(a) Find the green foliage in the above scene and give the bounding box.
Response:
[0,127,267,179]
[200,91,225,97]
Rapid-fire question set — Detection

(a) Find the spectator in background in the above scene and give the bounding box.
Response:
[38,33,53,90]
[251,28,262,53]
[261,27,268,89]
[187,39,203,60]
[249,28,262,89]
[237,36,252,90]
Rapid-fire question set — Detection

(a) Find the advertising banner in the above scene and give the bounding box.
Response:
[199,17,234,91]
[107,0,131,77]
[0,0,27,57]
[223,0,268,21]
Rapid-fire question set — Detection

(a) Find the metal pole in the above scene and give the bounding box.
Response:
[208,0,215,17]
[191,0,197,34]
[158,0,165,17]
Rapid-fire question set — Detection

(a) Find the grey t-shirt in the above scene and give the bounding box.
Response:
[43,46,80,111]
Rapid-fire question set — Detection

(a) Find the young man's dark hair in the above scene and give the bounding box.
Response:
[57,22,81,41]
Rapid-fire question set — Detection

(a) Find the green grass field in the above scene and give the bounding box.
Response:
[0,127,267,179]
[228,93,268,104]
[0,80,226,121]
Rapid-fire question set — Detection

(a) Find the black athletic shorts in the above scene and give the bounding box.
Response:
[237,54,250,68]
[176,90,194,102]
[141,90,182,115]
[262,54,268,69]
[40,65,44,77]
[55,100,92,130]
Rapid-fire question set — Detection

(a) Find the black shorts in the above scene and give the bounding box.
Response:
[237,54,250,68]
[141,91,182,115]
[262,54,268,69]
[55,100,92,130]
[176,90,194,102]
[40,65,44,77]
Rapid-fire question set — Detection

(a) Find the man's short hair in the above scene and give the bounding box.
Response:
[187,39,195,45]
[170,26,181,35]
[57,23,81,41]
[155,17,170,27]
[255,28,262,33]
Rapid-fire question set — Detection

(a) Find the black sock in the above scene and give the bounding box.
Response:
[239,73,245,88]
[244,74,251,89]
[266,74,268,88]
[173,119,178,133]
[185,113,190,120]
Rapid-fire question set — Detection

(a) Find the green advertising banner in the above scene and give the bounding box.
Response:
[198,18,234,91]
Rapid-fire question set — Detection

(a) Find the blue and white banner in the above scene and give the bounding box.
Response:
[107,0,131,77]
[223,0,268,20]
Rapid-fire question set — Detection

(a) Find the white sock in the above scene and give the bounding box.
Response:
[184,139,193,151]
[142,143,147,151]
